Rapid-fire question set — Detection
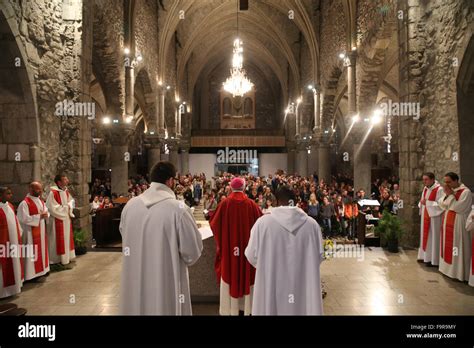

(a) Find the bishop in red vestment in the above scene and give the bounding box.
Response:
[210,177,263,315]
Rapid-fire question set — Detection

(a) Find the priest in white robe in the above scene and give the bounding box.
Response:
[417,173,444,265]
[0,187,23,298]
[120,161,203,315]
[245,185,324,315]
[18,182,50,280]
[465,208,474,287]
[438,172,472,282]
[46,174,75,265]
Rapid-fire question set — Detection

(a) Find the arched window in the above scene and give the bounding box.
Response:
[223,97,232,116]
[244,97,253,117]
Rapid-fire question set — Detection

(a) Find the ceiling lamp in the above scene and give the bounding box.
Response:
[222,1,253,97]
[223,39,254,97]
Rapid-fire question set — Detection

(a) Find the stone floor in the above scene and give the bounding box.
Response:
[1,247,474,315]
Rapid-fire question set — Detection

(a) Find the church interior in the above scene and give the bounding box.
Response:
[0,0,474,318]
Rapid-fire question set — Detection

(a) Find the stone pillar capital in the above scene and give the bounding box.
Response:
[103,124,134,146]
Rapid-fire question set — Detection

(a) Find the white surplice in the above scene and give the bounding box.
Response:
[17,195,50,280]
[438,184,472,282]
[46,186,76,265]
[119,183,203,315]
[0,202,23,298]
[417,182,444,265]
[465,208,474,287]
[245,206,324,315]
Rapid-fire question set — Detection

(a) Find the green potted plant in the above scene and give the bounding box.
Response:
[74,229,88,255]
[375,212,404,253]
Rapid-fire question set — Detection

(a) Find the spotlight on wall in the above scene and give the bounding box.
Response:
[307,84,313,90]
[166,86,171,90]
[102,116,111,125]
[352,46,357,51]
[175,97,181,103]
[371,114,382,125]
[125,116,133,124]
[124,47,130,55]
[158,80,163,86]
[113,119,119,124]
[149,131,155,135]
[136,54,143,62]
[352,114,360,123]
[297,97,302,104]
[339,52,346,59]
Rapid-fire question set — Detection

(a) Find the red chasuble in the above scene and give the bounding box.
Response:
[210,191,263,298]
[24,196,49,274]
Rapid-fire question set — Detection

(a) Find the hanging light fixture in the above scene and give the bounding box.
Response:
[223,1,253,97]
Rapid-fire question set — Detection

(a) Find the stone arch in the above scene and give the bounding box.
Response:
[456,33,474,189]
[0,9,41,201]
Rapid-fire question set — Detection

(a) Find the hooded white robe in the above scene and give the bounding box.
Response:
[119,182,203,315]
[245,206,324,315]
[417,181,444,265]
[438,184,472,282]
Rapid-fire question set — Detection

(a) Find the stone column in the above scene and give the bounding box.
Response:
[181,147,190,175]
[296,142,308,176]
[318,142,331,183]
[347,51,357,116]
[158,88,166,136]
[106,126,133,196]
[125,66,135,117]
[308,141,319,177]
[146,137,161,173]
[353,141,371,194]
[168,141,180,171]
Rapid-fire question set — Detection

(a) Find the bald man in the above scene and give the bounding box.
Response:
[18,182,50,280]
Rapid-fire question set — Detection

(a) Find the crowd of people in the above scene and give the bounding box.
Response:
[203,171,400,239]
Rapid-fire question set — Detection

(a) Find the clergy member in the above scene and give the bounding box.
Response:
[0,187,23,298]
[245,185,324,315]
[210,177,263,315]
[120,161,202,315]
[46,174,75,265]
[466,208,474,287]
[417,172,444,265]
[17,182,50,280]
[438,172,472,282]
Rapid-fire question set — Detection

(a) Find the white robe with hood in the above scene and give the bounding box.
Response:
[119,182,203,315]
[245,206,324,315]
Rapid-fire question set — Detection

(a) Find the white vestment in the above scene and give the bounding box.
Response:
[417,182,444,265]
[245,206,324,315]
[465,208,474,287]
[17,195,50,280]
[46,186,76,265]
[438,184,472,282]
[119,183,203,315]
[0,202,23,298]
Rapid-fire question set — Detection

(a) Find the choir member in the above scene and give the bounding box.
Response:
[417,172,444,266]
[17,182,50,280]
[210,177,262,315]
[46,174,76,265]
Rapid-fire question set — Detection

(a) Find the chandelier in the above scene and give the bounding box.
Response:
[223,38,253,97]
